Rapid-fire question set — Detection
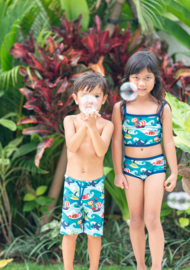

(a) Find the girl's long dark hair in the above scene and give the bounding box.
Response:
[120,51,168,121]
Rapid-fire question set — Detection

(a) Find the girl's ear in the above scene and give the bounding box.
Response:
[72,93,79,105]
[102,94,108,104]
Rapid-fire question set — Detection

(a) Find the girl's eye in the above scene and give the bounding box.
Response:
[95,95,99,98]
[133,77,138,79]
[146,77,151,79]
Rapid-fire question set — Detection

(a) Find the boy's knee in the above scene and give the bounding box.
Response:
[63,234,78,241]
[87,234,101,241]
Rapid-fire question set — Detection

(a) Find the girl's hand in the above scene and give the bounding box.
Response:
[164,174,177,192]
[114,173,129,189]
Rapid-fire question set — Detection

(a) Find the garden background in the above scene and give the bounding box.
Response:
[0,0,190,269]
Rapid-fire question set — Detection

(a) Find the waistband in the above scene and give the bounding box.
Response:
[65,174,105,183]
[124,154,165,160]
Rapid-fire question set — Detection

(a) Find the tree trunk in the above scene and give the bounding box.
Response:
[105,0,126,36]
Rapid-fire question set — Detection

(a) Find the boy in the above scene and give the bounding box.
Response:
[60,72,114,270]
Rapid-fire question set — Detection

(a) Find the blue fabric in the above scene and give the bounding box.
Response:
[60,175,105,236]
[123,154,166,180]
[122,102,166,147]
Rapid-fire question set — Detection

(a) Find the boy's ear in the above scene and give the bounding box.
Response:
[72,93,79,105]
[102,94,108,104]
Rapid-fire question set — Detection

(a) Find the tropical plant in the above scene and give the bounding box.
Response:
[23,185,55,216]
[129,0,190,50]
[0,112,17,131]
[165,92,190,153]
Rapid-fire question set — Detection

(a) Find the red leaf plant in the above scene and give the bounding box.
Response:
[11,14,190,167]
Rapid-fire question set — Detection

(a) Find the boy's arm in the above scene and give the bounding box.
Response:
[89,120,114,157]
[64,116,87,153]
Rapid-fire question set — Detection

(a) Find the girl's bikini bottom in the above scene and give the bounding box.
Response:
[123,154,166,181]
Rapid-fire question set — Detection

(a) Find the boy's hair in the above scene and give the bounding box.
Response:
[73,72,108,95]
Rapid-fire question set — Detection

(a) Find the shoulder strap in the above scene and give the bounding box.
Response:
[158,102,167,117]
[124,104,127,115]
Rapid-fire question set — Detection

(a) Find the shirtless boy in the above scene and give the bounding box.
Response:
[60,72,114,270]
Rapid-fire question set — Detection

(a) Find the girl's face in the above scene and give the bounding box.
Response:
[129,68,155,97]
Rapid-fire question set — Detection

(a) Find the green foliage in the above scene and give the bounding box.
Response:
[60,0,89,31]
[104,166,129,221]
[133,0,190,49]
[0,112,17,131]
[23,186,55,214]
[165,92,190,154]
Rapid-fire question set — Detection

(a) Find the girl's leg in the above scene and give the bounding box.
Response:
[125,175,147,270]
[144,173,166,270]
[87,234,101,270]
[62,234,78,270]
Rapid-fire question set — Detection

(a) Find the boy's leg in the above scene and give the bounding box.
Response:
[144,173,165,270]
[87,234,101,270]
[62,234,78,270]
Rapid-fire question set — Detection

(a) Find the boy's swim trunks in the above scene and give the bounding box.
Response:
[123,154,166,180]
[60,175,105,236]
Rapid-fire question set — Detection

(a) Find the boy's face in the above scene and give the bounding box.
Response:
[73,86,107,113]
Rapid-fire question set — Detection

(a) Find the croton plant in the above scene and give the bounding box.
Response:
[10,14,190,167]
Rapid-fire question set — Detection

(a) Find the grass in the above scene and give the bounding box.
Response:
[2,262,187,270]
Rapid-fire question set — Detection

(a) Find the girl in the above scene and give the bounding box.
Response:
[112,51,177,270]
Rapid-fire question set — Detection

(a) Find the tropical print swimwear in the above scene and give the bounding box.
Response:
[60,175,105,236]
[122,102,167,147]
[123,154,166,180]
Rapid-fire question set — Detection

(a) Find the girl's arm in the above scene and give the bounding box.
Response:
[162,104,178,192]
[112,102,128,189]
[64,115,87,153]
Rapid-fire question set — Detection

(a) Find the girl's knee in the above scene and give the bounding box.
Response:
[130,214,144,229]
[145,213,160,231]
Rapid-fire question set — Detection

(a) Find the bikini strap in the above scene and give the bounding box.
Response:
[158,102,167,118]
[124,104,127,115]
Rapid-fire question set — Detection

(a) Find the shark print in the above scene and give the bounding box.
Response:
[60,175,105,236]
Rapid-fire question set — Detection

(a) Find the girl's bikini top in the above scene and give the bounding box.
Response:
[122,102,166,147]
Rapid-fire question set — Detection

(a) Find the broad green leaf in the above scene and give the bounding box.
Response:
[179,217,189,228]
[12,142,38,159]
[7,136,23,147]
[40,206,49,213]
[164,0,190,27]
[174,136,190,154]
[35,196,46,206]
[23,201,36,212]
[154,15,190,49]
[60,0,89,31]
[23,193,36,201]
[184,113,190,133]
[0,158,10,165]
[36,186,48,196]
[185,207,190,215]
[104,167,114,177]
[160,208,171,217]
[175,0,190,12]
[0,119,17,131]
[1,112,17,119]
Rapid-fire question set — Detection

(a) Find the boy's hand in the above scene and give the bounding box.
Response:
[80,111,100,129]
[164,174,177,192]
[114,173,128,189]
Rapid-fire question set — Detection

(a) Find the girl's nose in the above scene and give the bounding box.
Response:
[138,81,146,86]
